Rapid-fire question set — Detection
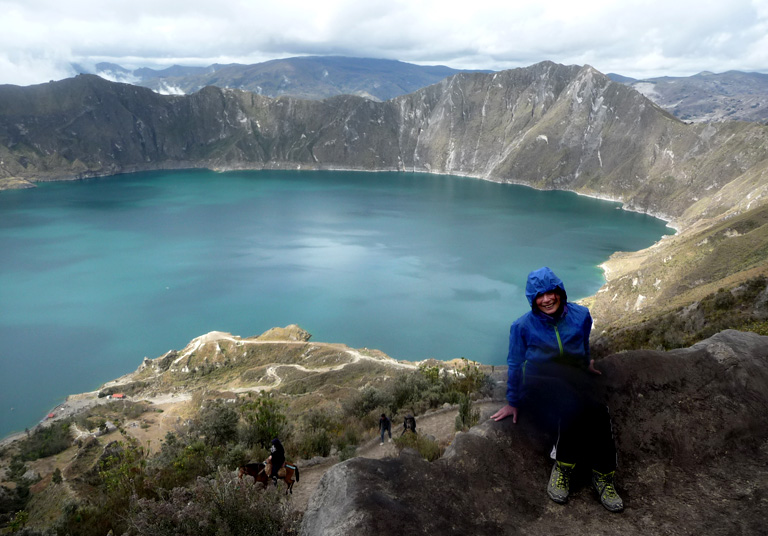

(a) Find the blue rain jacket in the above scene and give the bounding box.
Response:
[505,267,593,406]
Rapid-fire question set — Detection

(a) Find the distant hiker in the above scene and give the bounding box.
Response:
[401,413,416,435]
[491,267,624,513]
[379,413,392,445]
[266,438,286,487]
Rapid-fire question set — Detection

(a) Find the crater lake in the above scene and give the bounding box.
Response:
[0,169,674,437]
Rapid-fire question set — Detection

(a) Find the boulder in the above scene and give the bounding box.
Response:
[301,330,768,536]
[21,469,39,482]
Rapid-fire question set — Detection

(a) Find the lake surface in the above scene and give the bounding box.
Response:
[0,170,673,437]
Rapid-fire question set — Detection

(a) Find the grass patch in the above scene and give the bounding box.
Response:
[393,433,442,461]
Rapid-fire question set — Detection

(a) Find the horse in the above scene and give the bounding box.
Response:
[238,462,300,494]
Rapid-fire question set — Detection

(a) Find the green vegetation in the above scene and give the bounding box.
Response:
[74,400,151,431]
[238,395,290,449]
[0,456,32,530]
[0,358,492,535]
[342,359,491,427]
[455,393,480,432]
[128,468,300,536]
[17,420,72,461]
[593,276,768,356]
[394,432,442,462]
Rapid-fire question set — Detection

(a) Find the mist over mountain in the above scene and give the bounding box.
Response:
[77,56,488,101]
[75,56,767,125]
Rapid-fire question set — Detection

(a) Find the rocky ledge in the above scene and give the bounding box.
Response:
[301,330,768,536]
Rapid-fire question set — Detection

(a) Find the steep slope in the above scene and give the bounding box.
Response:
[302,330,768,536]
[586,203,768,342]
[2,62,767,226]
[2,62,768,336]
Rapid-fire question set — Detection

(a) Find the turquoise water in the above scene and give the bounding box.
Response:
[0,170,673,437]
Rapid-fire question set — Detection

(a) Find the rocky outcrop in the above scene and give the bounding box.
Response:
[255,324,312,341]
[301,330,768,536]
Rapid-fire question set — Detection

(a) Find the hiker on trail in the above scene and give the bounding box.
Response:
[401,413,416,436]
[491,267,624,513]
[266,438,285,486]
[379,413,392,445]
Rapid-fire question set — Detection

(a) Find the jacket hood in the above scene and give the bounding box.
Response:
[524,267,567,307]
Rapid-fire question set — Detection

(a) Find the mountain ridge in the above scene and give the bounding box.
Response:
[79,57,767,123]
[82,56,489,101]
[3,63,767,225]
[1,60,767,338]
[609,70,768,123]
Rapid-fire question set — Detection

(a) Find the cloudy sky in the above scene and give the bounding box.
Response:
[1,0,766,86]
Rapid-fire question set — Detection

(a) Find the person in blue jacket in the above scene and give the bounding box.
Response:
[491,267,623,512]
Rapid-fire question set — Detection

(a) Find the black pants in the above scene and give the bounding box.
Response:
[270,456,284,478]
[520,363,617,473]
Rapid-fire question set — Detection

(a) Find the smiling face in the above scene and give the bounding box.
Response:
[535,291,561,315]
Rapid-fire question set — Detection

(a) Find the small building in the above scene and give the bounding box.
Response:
[109,393,126,400]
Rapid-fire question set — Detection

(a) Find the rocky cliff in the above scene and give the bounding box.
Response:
[2,62,767,228]
[2,61,768,337]
[301,329,768,536]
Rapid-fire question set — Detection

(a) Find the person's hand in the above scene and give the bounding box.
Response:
[491,405,518,423]
[588,359,602,375]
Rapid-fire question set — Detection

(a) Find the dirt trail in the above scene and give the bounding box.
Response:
[286,401,502,512]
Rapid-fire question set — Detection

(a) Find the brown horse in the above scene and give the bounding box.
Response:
[238,462,300,494]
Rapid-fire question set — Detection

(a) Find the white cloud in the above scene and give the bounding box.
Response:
[0,0,766,86]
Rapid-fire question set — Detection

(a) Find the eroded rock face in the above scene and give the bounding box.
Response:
[3,64,768,225]
[301,330,768,536]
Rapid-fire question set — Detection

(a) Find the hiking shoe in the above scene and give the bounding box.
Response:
[547,461,575,504]
[592,470,624,512]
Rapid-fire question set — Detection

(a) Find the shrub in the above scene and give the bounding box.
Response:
[303,408,338,434]
[0,482,29,519]
[18,421,72,461]
[740,320,768,336]
[334,424,362,452]
[127,467,301,536]
[714,289,735,310]
[193,402,239,446]
[455,393,479,431]
[221,443,250,470]
[238,394,290,449]
[342,386,391,420]
[394,433,442,462]
[338,445,357,461]
[294,430,332,459]
[8,510,29,532]
[385,373,430,415]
